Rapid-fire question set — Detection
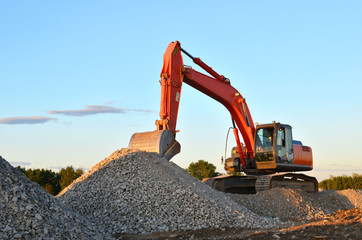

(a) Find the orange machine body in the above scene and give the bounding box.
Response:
[293,143,313,168]
[154,41,313,173]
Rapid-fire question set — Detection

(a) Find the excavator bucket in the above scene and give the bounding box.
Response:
[128,130,181,161]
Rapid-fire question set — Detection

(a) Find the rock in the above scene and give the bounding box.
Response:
[25,204,33,210]
[313,236,328,239]
[35,213,42,221]
[5,225,12,231]
[272,233,280,239]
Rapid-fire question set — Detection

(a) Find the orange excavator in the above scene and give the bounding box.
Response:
[129,41,318,194]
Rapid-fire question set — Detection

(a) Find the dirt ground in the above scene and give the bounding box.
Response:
[117,209,361,240]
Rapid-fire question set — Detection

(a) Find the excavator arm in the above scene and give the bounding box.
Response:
[182,61,256,160]
[129,41,255,163]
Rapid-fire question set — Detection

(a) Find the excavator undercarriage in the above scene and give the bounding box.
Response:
[203,173,318,194]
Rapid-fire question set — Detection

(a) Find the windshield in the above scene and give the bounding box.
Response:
[255,127,274,152]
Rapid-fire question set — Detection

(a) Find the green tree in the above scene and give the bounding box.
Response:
[16,165,84,195]
[351,173,362,189]
[44,183,56,195]
[59,166,84,190]
[16,166,61,195]
[185,160,220,180]
[319,173,361,190]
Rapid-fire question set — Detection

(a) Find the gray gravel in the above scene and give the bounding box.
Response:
[2,148,361,239]
[229,187,361,222]
[0,155,105,240]
[58,149,280,237]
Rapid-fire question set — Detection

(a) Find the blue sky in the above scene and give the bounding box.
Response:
[1,1,361,181]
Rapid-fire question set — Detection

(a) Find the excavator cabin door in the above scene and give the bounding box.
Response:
[276,125,294,164]
[254,123,294,170]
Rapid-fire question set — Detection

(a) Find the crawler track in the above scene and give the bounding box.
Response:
[204,173,318,194]
[255,173,318,193]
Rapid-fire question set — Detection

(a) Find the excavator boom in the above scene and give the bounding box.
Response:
[129,41,255,161]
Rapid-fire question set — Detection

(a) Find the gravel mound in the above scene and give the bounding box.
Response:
[58,149,279,236]
[0,155,104,240]
[229,188,362,222]
[4,147,359,239]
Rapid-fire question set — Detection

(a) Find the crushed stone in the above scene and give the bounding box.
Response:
[2,148,361,239]
[229,188,361,222]
[0,155,104,240]
[57,149,280,237]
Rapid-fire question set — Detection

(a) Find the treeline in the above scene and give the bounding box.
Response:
[319,173,361,190]
[16,166,84,196]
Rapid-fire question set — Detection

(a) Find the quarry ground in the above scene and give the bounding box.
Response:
[1,150,361,240]
[119,208,361,240]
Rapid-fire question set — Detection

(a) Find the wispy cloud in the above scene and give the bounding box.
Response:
[314,168,362,172]
[10,161,32,166]
[49,105,153,117]
[48,166,66,170]
[313,163,362,172]
[105,101,116,105]
[0,116,56,125]
[48,165,89,172]
[124,108,154,113]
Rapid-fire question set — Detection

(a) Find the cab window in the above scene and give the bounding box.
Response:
[277,128,285,146]
[255,128,274,152]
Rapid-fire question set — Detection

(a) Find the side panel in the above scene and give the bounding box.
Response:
[293,144,313,168]
[274,144,313,172]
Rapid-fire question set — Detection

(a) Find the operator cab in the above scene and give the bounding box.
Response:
[224,122,295,173]
[224,121,312,173]
[254,122,295,171]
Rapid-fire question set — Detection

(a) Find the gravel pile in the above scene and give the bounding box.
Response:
[229,188,362,222]
[0,155,104,240]
[3,147,360,239]
[58,149,279,237]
